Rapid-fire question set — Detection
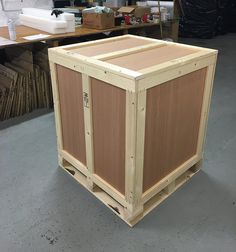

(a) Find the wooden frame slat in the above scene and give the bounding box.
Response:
[49,50,137,91]
[125,92,136,202]
[82,74,95,189]
[196,57,217,157]
[133,90,147,211]
[49,62,63,166]
[94,43,166,60]
[136,54,216,91]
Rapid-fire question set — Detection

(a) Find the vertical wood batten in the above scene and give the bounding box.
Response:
[125,89,146,217]
[133,90,147,212]
[49,62,63,166]
[82,74,95,188]
[125,91,137,208]
[196,57,217,159]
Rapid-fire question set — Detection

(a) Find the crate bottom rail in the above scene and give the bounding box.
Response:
[60,150,202,227]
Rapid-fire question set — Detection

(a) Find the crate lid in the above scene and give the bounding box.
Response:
[65,36,157,57]
[49,35,217,82]
[104,44,198,71]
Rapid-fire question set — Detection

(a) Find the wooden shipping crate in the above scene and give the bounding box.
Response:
[48,35,217,226]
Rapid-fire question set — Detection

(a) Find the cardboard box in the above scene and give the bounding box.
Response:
[118,6,135,15]
[82,12,114,30]
[118,6,151,18]
[134,6,151,18]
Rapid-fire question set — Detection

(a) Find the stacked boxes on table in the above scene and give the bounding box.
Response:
[48,35,217,226]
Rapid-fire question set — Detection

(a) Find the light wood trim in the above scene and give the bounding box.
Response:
[137,54,216,91]
[134,90,147,206]
[139,51,217,75]
[49,50,137,91]
[127,34,215,53]
[162,40,216,53]
[125,91,137,206]
[61,154,200,227]
[61,150,88,176]
[196,57,217,157]
[59,35,130,50]
[124,90,146,218]
[130,164,199,226]
[49,48,141,79]
[94,43,166,60]
[92,174,127,207]
[164,181,176,194]
[82,74,95,188]
[142,154,200,204]
[60,163,129,225]
[126,34,163,43]
[49,62,63,165]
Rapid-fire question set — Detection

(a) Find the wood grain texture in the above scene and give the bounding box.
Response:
[69,37,153,57]
[56,65,86,165]
[105,45,198,71]
[0,23,161,49]
[143,68,207,192]
[91,78,126,194]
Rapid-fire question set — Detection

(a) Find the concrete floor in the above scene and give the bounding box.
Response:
[0,34,236,252]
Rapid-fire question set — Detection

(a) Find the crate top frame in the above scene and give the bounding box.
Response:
[48,35,218,92]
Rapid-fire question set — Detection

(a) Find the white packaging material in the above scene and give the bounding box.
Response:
[7,19,16,40]
[136,1,148,7]
[151,7,159,14]
[82,6,112,14]
[19,8,75,34]
[147,1,174,19]
[0,0,54,27]
[104,0,126,8]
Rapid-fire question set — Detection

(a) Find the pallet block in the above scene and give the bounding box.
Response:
[48,35,217,226]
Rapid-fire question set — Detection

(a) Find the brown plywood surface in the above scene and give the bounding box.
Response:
[56,65,86,165]
[105,45,198,71]
[91,78,126,194]
[68,37,154,57]
[143,68,207,192]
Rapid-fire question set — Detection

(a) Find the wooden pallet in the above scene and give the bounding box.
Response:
[60,152,201,227]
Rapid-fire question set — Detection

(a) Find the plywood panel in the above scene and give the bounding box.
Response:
[143,68,207,192]
[56,65,86,165]
[69,37,154,57]
[105,45,198,71]
[91,79,126,194]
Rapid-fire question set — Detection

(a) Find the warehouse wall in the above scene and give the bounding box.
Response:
[0,0,53,26]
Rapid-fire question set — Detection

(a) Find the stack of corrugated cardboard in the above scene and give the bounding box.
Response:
[0,43,53,121]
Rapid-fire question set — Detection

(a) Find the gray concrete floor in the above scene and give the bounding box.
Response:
[0,34,236,252]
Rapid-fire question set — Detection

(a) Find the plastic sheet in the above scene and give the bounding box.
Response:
[180,0,236,38]
[179,0,217,38]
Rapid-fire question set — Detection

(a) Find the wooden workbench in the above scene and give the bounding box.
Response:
[0,23,161,49]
